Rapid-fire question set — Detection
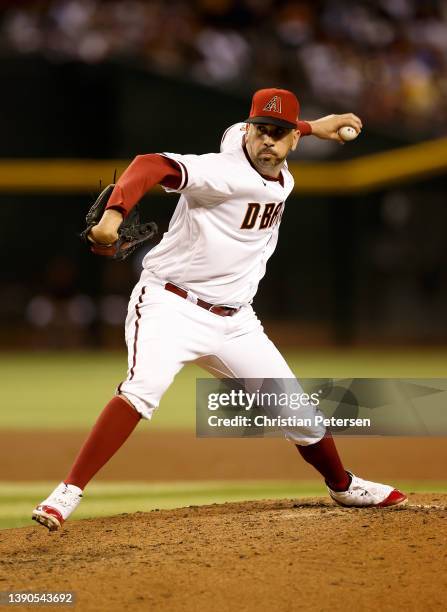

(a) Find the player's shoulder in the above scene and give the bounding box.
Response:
[160,148,239,183]
[161,150,226,167]
[220,122,246,153]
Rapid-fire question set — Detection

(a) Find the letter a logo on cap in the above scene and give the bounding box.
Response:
[246,89,299,128]
[263,95,282,114]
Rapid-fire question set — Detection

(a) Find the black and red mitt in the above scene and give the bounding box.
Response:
[80,184,158,261]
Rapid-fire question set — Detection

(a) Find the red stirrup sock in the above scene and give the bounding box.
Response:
[296,434,351,491]
[65,395,142,490]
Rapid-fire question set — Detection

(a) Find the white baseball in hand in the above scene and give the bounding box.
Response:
[338,126,359,141]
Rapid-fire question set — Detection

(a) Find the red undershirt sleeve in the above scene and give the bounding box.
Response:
[297,120,312,136]
[105,154,183,218]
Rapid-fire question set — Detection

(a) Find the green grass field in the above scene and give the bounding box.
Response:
[1,350,446,530]
[1,349,446,430]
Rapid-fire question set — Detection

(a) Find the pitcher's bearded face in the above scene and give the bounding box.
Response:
[245,124,300,177]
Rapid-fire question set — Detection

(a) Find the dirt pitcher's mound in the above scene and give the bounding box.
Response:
[3,495,447,612]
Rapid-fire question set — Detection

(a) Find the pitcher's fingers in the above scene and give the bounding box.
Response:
[341,113,362,131]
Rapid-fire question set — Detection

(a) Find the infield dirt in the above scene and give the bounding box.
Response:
[2,495,447,611]
[1,431,447,482]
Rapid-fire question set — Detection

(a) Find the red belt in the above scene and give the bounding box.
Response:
[164,283,239,317]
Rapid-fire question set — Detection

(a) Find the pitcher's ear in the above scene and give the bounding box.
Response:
[291,129,300,151]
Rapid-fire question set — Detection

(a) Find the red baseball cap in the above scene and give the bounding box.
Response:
[246,88,300,129]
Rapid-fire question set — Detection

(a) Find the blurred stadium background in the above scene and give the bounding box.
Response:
[0,0,447,349]
[1,0,447,348]
[0,0,446,528]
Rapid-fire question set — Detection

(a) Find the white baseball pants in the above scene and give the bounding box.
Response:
[118,272,325,445]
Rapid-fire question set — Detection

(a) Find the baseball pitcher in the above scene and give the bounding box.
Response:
[33,89,406,531]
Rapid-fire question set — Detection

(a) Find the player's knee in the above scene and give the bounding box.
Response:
[284,424,326,446]
[117,383,160,421]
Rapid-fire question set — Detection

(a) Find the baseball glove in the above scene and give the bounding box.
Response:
[80,184,158,261]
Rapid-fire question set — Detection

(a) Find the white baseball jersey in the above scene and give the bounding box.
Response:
[141,123,294,306]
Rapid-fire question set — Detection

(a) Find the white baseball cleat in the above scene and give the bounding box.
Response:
[328,472,407,508]
[32,483,83,531]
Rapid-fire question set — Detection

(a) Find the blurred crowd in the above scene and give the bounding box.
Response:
[1,0,447,136]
